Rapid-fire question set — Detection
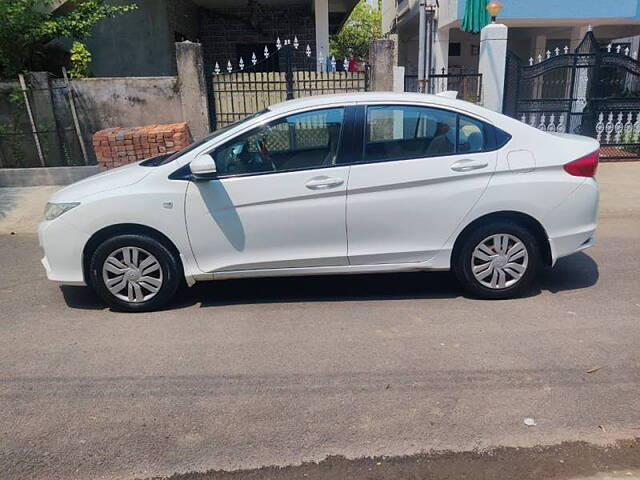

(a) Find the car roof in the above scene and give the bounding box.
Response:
[267,92,500,122]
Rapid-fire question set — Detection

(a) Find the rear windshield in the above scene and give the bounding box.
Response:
[152,109,269,166]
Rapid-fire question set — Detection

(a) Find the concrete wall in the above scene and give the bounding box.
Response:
[175,42,211,140]
[447,29,480,71]
[1,41,213,169]
[369,39,396,91]
[50,77,183,163]
[85,0,176,77]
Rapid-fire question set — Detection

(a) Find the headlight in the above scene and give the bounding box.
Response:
[44,202,80,221]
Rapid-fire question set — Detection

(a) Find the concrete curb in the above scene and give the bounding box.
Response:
[0,166,103,187]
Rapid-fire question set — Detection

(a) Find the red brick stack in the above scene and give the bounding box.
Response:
[92,123,193,169]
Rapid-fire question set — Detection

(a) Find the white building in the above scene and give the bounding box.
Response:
[383,0,640,78]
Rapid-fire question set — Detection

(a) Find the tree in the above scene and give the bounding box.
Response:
[330,0,382,62]
[0,0,137,79]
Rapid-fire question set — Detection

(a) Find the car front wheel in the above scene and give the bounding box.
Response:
[453,221,541,299]
[89,234,182,312]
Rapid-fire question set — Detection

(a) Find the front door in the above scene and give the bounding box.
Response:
[185,107,350,273]
[346,104,498,265]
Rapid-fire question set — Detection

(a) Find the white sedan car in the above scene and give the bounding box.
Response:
[39,92,599,311]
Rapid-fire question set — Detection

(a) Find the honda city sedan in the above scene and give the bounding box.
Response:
[38,92,599,311]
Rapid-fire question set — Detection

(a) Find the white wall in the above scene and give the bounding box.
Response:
[446,28,480,71]
[315,0,329,71]
[381,0,398,34]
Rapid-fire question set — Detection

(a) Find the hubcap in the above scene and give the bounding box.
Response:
[471,234,529,290]
[102,246,163,303]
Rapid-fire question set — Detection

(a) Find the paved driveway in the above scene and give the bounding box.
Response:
[0,164,639,480]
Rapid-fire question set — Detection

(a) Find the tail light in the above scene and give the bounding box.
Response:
[564,150,599,177]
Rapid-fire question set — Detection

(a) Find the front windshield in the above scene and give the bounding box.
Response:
[158,109,269,165]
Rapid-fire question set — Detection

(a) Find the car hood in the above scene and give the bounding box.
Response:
[49,161,152,203]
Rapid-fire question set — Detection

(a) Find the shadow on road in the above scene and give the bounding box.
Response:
[59,251,599,311]
[149,438,640,480]
[0,188,17,220]
[537,251,599,293]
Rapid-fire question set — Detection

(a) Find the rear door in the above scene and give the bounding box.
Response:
[345,103,499,265]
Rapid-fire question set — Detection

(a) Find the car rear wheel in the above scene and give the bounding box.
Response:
[89,234,181,312]
[453,221,541,299]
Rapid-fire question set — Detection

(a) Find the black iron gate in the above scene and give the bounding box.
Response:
[503,30,640,161]
[404,68,483,104]
[207,38,369,129]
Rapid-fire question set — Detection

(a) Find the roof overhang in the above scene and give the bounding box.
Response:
[192,0,359,33]
[51,0,359,34]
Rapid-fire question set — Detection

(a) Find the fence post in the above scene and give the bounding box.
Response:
[478,23,508,112]
[368,39,395,91]
[18,74,46,167]
[285,44,294,100]
[62,68,90,165]
[176,41,211,139]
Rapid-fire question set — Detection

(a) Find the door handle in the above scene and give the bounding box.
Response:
[450,159,488,172]
[305,177,344,190]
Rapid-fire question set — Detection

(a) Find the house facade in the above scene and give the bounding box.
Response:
[383,0,640,80]
[52,0,358,77]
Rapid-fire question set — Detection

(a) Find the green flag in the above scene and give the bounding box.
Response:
[461,0,490,34]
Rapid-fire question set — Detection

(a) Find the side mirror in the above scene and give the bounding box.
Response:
[190,154,217,180]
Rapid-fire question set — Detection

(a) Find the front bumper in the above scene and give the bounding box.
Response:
[38,219,88,285]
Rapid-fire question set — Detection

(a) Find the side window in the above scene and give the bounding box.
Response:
[364,105,457,162]
[458,114,486,153]
[213,108,344,176]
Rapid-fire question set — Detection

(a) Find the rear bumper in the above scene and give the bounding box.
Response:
[549,229,596,264]
[545,179,599,264]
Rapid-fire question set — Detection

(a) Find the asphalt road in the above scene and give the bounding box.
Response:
[0,164,639,480]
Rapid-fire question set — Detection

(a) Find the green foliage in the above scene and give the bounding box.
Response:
[0,0,137,79]
[69,41,91,78]
[330,0,382,61]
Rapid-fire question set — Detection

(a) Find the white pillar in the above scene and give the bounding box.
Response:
[433,26,450,74]
[417,1,427,91]
[432,26,450,92]
[534,34,547,59]
[478,23,508,112]
[532,35,547,99]
[176,42,211,139]
[314,0,329,72]
[393,66,405,92]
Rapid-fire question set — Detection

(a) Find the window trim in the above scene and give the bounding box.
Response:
[169,103,511,181]
[207,105,351,179]
[348,104,507,166]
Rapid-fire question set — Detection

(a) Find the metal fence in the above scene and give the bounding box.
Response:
[0,71,88,168]
[405,68,483,104]
[503,30,640,161]
[208,39,368,128]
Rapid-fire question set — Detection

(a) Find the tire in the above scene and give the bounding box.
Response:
[453,220,541,299]
[88,234,182,312]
